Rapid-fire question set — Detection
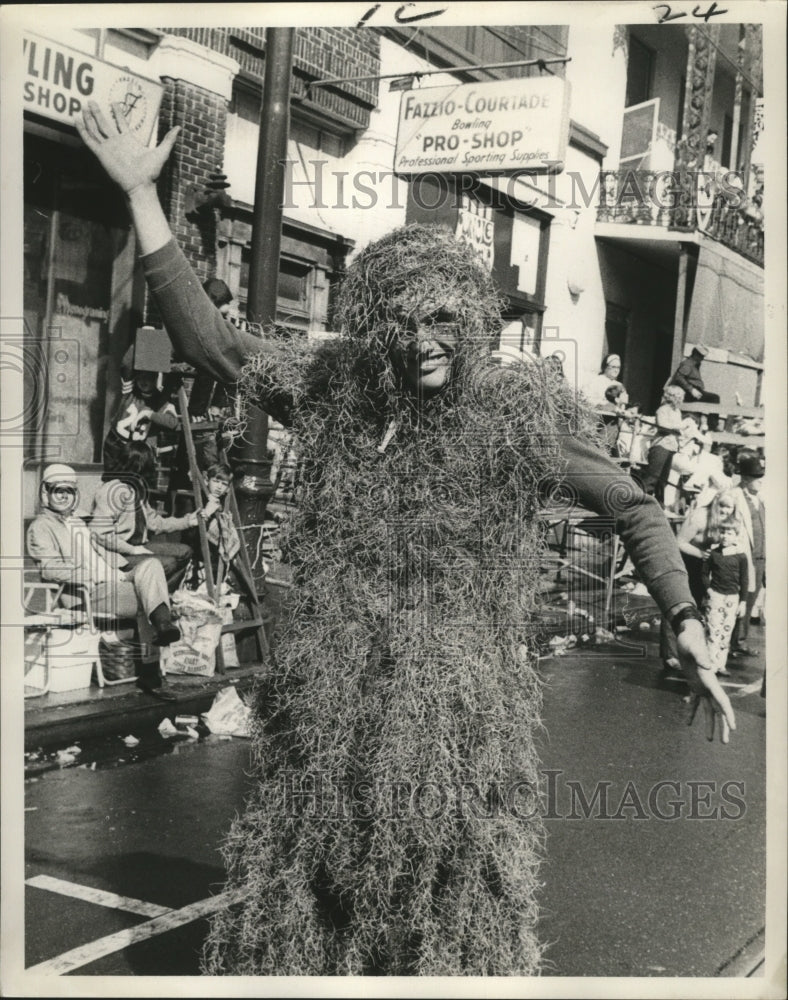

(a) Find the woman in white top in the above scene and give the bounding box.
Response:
[639,385,685,506]
[583,353,629,408]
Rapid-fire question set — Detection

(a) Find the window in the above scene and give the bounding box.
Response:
[236,252,322,334]
[626,35,654,108]
[231,78,349,157]
[619,99,660,169]
[389,25,570,79]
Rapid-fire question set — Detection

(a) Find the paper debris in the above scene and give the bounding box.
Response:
[201,685,251,738]
[158,718,179,738]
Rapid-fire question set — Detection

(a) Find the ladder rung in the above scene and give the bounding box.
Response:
[188,420,221,432]
[222,618,266,633]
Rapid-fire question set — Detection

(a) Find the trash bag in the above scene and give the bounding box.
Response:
[166,589,224,677]
[194,583,240,669]
[220,606,240,668]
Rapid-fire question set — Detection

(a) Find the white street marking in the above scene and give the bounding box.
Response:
[26,875,171,918]
[26,888,242,975]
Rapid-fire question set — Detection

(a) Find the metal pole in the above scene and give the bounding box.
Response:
[234,27,294,588]
[670,243,689,377]
[248,26,294,327]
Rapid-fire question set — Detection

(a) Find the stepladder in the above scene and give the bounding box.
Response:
[174,384,270,672]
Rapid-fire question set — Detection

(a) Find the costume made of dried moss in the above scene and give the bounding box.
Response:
[203,226,600,976]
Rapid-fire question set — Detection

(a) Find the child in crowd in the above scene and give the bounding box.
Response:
[701,514,749,676]
[104,346,180,471]
[202,462,241,572]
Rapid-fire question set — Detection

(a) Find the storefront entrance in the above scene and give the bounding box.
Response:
[23,128,138,467]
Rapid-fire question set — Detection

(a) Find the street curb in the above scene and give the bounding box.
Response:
[24,668,264,752]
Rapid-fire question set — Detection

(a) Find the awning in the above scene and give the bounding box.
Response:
[686,245,764,362]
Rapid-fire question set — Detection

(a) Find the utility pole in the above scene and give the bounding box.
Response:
[234,26,295,595]
[247,27,295,325]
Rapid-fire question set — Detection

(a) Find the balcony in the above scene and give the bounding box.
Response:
[596,169,764,267]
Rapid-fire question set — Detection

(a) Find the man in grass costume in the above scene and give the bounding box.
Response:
[78,102,735,976]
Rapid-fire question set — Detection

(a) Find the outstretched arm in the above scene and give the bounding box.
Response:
[76,102,280,393]
[556,433,735,744]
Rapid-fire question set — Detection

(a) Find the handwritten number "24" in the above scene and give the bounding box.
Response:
[653,2,728,23]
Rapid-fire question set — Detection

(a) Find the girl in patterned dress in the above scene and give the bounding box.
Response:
[701,516,749,676]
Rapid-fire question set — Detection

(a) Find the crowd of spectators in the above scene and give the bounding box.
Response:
[26,286,244,702]
[581,344,765,680]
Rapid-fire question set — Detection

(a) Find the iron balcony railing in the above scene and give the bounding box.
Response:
[596,169,764,267]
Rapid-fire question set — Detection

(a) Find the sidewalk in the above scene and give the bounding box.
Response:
[24,661,268,753]
[24,577,290,754]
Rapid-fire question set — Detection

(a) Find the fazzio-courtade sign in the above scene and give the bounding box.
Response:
[394,75,571,176]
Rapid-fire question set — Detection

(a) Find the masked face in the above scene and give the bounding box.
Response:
[44,482,78,516]
[387,307,459,399]
[134,372,157,399]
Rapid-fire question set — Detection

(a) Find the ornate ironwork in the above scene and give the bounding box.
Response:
[673,25,720,228]
[703,194,764,266]
[596,169,764,266]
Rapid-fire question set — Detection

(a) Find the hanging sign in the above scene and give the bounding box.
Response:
[22,32,163,143]
[394,76,570,176]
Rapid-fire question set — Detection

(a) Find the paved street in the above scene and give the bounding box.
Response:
[24,737,254,976]
[21,628,766,980]
[536,630,766,978]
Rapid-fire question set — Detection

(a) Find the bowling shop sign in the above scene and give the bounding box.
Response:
[22,32,162,143]
[394,75,570,177]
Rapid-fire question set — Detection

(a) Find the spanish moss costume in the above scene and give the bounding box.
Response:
[142,225,693,976]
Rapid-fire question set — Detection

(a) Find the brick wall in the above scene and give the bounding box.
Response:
[161,26,380,130]
[145,76,229,323]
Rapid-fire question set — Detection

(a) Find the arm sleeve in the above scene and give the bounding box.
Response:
[145,505,193,536]
[89,487,132,552]
[738,553,749,599]
[27,520,81,586]
[671,360,694,394]
[141,240,278,385]
[554,433,694,615]
[149,401,180,431]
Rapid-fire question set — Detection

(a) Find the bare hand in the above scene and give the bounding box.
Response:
[203,497,221,519]
[677,619,736,744]
[75,101,180,196]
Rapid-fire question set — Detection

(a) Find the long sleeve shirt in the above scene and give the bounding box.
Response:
[27,509,119,589]
[703,548,749,599]
[142,239,694,617]
[671,357,705,397]
[91,479,194,549]
[111,388,179,443]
